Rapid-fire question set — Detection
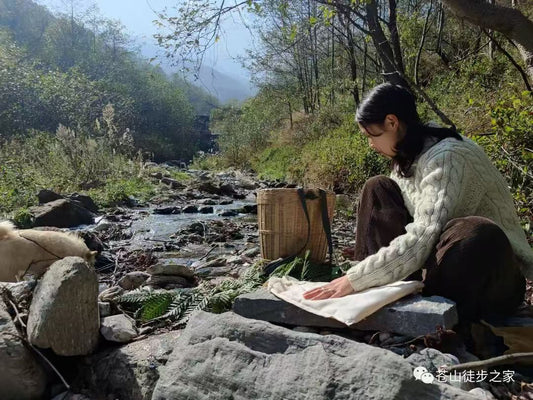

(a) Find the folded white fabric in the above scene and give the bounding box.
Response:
[268,276,424,326]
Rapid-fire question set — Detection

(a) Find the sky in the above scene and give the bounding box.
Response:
[36,0,256,97]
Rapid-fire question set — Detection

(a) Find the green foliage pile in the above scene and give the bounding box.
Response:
[270,250,345,282]
[118,263,266,324]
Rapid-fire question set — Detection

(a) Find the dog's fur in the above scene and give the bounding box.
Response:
[0,221,97,282]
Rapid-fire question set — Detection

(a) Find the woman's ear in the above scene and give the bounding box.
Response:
[384,114,399,130]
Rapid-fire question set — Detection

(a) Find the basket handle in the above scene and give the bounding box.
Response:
[319,189,334,266]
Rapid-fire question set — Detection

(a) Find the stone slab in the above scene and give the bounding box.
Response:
[233,289,458,337]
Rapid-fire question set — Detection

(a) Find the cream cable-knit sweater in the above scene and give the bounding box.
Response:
[346,136,533,293]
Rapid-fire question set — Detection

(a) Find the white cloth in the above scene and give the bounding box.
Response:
[268,276,424,326]
[345,136,533,293]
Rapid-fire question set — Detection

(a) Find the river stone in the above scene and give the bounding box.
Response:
[182,205,199,213]
[153,206,180,215]
[27,257,99,356]
[0,299,48,400]
[160,177,185,190]
[152,311,477,400]
[30,199,95,228]
[100,314,138,343]
[218,209,239,217]
[198,206,214,214]
[118,271,151,290]
[145,264,195,278]
[145,275,190,288]
[242,246,260,258]
[75,330,181,399]
[233,289,458,336]
[68,193,98,213]
[37,189,63,204]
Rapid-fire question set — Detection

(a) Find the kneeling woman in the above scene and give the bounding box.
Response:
[304,83,532,323]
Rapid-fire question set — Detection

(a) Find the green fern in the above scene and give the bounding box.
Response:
[116,262,267,325]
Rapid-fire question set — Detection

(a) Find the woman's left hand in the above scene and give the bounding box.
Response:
[302,275,355,300]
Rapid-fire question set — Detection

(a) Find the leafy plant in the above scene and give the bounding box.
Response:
[118,262,267,324]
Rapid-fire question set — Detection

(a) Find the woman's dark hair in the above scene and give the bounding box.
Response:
[356,83,461,177]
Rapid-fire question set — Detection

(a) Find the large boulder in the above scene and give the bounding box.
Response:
[68,193,98,214]
[30,199,95,228]
[27,257,99,356]
[151,311,477,400]
[0,300,47,400]
[74,331,181,400]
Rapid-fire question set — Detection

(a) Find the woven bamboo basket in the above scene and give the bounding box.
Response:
[257,188,336,264]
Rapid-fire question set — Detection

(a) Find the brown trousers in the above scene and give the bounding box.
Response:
[354,176,526,322]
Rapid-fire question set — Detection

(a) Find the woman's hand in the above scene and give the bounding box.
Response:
[302,275,355,300]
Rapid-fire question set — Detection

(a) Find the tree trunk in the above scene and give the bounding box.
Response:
[365,0,408,87]
[440,0,533,81]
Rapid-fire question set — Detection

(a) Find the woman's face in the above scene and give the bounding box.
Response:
[358,114,405,159]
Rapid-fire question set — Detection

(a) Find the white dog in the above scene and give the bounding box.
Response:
[0,221,97,282]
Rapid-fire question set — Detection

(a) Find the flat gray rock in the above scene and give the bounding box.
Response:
[27,257,99,356]
[233,289,458,336]
[152,311,477,400]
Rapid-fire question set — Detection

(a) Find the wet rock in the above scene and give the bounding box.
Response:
[226,255,245,265]
[153,206,181,215]
[219,183,236,196]
[198,198,218,205]
[150,172,163,179]
[219,199,233,205]
[27,257,99,356]
[198,206,214,214]
[100,314,138,343]
[0,299,48,400]
[145,275,190,288]
[242,247,260,258]
[146,264,195,279]
[196,266,234,278]
[118,272,151,290]
[37,189,63,204]
[152,311,477,400]
[182,205,199,214]
[161,177,186,190]
[232,193,247,200]
[30,199,95,228]
[68,193,98,213]
[74,330,181,400]
[98,286,124,302]
[239,204,257,214]
[187,222,206,235]
[218,210,239,217]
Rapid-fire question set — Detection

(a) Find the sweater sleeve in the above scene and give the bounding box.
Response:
[346,149,469,292]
